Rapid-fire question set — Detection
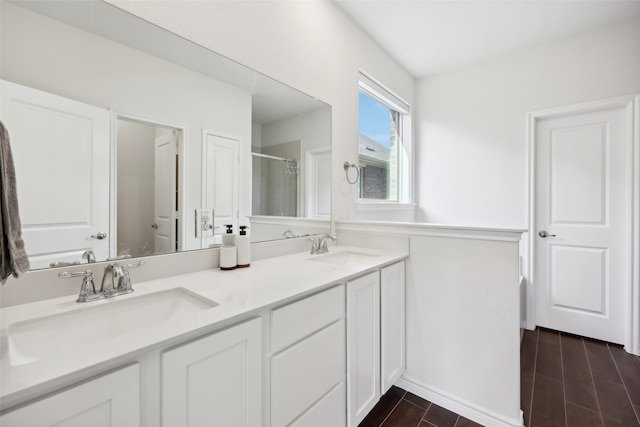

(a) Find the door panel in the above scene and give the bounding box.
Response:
[306,149,331,218]
[203,132,239,238]
[154,132,177,254]
[535,105,629,344]
[0,80,109,269]
[550,124,607,224]
[550,245,607,314]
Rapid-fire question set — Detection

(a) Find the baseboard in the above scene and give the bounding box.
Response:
[395,376,524,427]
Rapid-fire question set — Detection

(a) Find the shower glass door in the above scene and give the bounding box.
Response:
[252,153,298,216]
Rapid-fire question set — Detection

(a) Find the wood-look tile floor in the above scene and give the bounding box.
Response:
[521,328,640,427]
[358,385,483,427]
[360,328,640,427]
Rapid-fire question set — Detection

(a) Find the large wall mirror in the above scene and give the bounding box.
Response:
[0,0,331,270]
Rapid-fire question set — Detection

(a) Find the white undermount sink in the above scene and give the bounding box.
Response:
[6,287,218,366]
[308,250,381,267]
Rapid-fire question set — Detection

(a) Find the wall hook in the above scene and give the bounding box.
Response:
[343,161,359,184]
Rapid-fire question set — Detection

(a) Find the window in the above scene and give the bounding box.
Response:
[358,72,411,203]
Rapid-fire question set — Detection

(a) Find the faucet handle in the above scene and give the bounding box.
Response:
[59,270,104,303]
[116,261,146,294]
[307,237,319,254]
[122,261,146,270]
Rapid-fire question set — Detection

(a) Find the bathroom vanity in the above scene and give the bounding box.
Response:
[0,246,407,426]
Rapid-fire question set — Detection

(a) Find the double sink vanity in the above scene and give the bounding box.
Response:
[0,245,408,427]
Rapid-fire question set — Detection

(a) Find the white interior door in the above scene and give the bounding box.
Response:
[535,103,630,344]
[203,132,239,238]
[0,80,109,269]
[153,132,177,254]
[306,148,331,218]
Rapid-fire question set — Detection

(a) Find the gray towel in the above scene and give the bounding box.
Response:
[0,120,30,283]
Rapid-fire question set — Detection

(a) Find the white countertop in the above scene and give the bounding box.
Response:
[0,246,407,410]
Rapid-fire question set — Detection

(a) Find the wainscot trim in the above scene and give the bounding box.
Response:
[335,220,525,243]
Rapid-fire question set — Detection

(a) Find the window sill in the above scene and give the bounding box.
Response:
[355,201,416,212]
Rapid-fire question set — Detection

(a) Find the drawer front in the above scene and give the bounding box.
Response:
[271,284,344,352]
[291,381,346,427]
[271,319,346,427]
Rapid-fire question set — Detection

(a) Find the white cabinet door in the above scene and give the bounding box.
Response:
[347,271,380,427]
[162,318,262,427]
[381,261,405,393]
[0,364,140,427]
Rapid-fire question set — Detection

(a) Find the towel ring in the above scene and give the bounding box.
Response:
[343,162,359,185]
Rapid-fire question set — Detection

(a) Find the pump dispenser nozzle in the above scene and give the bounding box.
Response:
[237,225,250,268]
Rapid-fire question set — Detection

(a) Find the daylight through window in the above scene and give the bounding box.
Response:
[358,72,410,203]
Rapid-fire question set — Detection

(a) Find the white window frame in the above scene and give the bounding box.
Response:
[357,71,414,209]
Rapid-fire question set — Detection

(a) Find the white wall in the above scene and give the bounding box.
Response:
[338,222,523,427]
[105,0,417,223]
[416,17,640,228]
[0,3,252,251]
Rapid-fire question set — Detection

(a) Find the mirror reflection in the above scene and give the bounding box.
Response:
[0,0,331,270]
[116,118,182,258]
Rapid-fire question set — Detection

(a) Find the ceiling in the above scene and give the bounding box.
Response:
[333,0,640,78]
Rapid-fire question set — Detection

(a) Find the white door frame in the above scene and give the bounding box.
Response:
[111,112,188,257]
[527,94,640,355]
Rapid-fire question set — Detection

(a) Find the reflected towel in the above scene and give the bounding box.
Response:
[0,120,30,283]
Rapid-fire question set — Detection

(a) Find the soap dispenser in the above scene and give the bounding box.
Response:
[222,224,235,246]
[220,224,237,270]
[237,226,250,268]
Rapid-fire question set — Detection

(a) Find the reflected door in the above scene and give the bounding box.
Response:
[154,132,177,254]
[203,132,239,241]
[0,80,109,269]
[306,148,331,218]
[535,103,630,344]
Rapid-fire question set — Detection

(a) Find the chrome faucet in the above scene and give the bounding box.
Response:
[100,261,145,297]
[82,250,96,263]
[100,262,124,297]
[308,233,337,255]
[60,261,145,303]
[59,270,104,303]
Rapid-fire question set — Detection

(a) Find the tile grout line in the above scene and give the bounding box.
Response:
[416,398,432,423]
[559,332,568,427]
[398,395,429,424]
[377,390,408,427]
[527,328,539,427]
[582,336,604,424]
[606,343,640,425]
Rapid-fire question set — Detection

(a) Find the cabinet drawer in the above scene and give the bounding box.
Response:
[271,284,344,352]
[291,381,346,427]
[271,319,345,427]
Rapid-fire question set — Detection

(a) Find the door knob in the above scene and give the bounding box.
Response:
[538,230,556,238]
[91,232,107,240]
